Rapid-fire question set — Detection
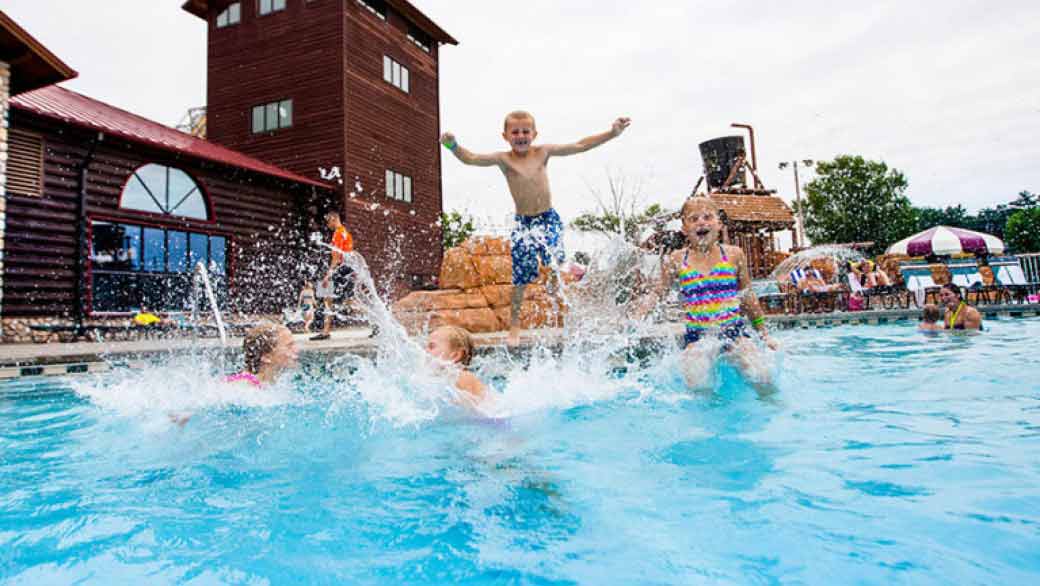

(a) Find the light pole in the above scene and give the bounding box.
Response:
[779,159,814,249]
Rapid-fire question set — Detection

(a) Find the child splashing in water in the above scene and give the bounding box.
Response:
[441,111,631,345]
[425,325,488,407]
[227,322,299,387]
[639,197,778,391]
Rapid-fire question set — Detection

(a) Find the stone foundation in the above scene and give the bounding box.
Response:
[1,315,281,345]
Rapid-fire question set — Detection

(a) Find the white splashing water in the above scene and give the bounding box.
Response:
[75,233,777,431]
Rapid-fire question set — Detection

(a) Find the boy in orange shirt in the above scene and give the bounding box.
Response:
[312,211,369,340]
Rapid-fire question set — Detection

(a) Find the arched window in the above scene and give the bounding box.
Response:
[121,164,209,220]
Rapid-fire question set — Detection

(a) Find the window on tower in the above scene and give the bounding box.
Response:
[258,0,287,16]
[251,99,294,133]
[216,2,241,28]
[385,169,413,203]
[382,56,410,93]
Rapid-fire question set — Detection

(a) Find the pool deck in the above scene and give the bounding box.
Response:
[1,303,1038,377]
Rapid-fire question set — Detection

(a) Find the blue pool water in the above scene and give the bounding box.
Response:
[2,319,1039,585]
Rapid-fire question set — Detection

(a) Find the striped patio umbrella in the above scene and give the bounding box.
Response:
[886,225,1005,256]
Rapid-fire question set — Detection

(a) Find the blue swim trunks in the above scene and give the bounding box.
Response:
[511,208,565,286]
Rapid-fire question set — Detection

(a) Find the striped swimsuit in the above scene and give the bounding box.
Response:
[679,245,749,346]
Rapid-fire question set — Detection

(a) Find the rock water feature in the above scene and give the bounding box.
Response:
[391,236,578,334]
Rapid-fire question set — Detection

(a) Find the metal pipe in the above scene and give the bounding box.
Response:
[730,123,759,188]
[74,132,103,334]
[792,161,803,248]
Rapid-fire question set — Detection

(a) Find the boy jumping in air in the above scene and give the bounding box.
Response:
[441,111,631,345]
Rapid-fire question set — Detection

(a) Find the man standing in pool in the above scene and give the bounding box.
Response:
[441,111,631,345]
[637,197,778,391]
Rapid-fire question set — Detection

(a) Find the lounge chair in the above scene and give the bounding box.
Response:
[899,262,940,307]
[989,256,1035,304]
[946,258,994,304]
[789,267,843,313]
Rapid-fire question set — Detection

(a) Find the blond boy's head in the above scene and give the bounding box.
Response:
[502,110,537,154]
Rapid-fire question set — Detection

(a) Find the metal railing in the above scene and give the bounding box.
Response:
[1016,253,1040,284]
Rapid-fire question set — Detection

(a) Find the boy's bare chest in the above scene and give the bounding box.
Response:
[502,154,547,180]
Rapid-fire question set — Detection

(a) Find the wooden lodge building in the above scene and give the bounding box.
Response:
[0,2,455,342]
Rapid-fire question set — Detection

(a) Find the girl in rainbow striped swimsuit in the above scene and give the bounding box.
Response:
[642,197,778,389]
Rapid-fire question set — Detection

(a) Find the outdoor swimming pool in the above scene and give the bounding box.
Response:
[2,319,1039,585]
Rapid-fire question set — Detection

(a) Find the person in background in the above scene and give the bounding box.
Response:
[312,211,378,340]
[918,303,944,332]
[939,283,983,331]
[298,281,316,333]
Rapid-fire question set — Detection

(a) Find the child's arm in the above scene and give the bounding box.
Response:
[440,132,502,167]
[732,246,778,349]
[546,117,631,157]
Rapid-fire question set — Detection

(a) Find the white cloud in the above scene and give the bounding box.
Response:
[6,0,1037,227]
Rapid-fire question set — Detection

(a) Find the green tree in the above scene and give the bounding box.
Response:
[572,203,665,244]
[439,210,475,250]
[1005,207,1040,253]
[913,204,970,232]
[802,155,916,255]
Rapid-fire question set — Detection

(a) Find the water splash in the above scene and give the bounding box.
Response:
[770,245,867,280]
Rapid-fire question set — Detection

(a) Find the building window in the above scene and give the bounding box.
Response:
[385,169,412,203]
[407,25,431,52]
[121,164,209,220]
[357,0,386,20]
[251,99,293,133]
[258,0,286,15]
[6,130,45,198]
[216,2,241,27]
[382,56,409,93]
[90,221,228,312]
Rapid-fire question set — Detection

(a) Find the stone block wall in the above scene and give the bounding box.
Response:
[392,236,568,335]
[0,61,10,338]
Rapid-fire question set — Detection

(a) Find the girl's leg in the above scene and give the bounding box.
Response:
[680,340,721,390]
[728,337,778,396]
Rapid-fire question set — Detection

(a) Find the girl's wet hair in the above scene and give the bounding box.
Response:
[436,325,475,366]
[244,321,281,374]
[680,196,720,219]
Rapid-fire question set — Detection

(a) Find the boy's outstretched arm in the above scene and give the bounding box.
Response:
[440,132,501,167]
[547,117,631,157]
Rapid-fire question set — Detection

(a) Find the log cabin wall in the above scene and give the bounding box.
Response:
[3,110,318,321]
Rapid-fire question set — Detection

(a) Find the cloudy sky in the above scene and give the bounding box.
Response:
[6,1,1038,234]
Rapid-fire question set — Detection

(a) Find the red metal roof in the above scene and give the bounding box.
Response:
[10,85,328,189]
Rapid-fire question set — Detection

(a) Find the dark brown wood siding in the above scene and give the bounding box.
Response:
[205,0,345,184]
[3,111,320,317]
[203,0,443,299]
[343,1,443,296]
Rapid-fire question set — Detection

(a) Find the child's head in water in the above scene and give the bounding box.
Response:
[502,110,537,155]
[425,325,475,367]
[243,322,298,379]
[680,197,722,249]
[919,304,943,331]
